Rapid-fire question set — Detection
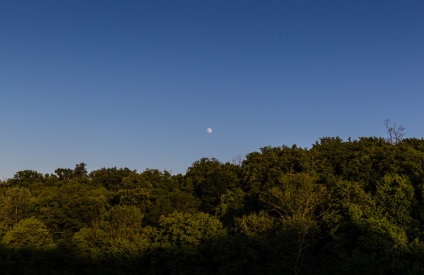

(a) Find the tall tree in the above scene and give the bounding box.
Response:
[0,187,34,229]
[185,158,240,213]
[262,173,328,275]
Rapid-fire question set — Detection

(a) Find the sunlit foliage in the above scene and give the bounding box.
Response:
[1,137,424,274]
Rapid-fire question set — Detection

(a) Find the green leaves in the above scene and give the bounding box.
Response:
[0,187,35,230]
[2,217,55,250]
[186,158,240,213]
[1,137,424,273]
[72,205,151,262]
[263,173,328,222]
[35,183,109,240]
[155,211,226,247]
[374,174,415,227]
[234,211,276,238]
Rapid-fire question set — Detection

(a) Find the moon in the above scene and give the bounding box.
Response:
[207,128,213,134]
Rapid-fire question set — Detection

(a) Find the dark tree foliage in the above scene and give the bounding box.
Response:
[185,158,241,213]
[89,167,137,191]
[1,137,424,274]
[9,170,45,186]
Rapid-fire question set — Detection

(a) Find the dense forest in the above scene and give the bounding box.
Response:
[1,136,424,274]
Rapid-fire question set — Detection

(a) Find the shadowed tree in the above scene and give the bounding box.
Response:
[72,205,151,264]
[234,211,277,238]
[35,183,109,242]
[185,158,240,213]
[262,173,329,275]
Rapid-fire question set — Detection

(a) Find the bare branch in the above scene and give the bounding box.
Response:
[384,119,406,145]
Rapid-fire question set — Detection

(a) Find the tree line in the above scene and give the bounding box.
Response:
[1,136,424,274]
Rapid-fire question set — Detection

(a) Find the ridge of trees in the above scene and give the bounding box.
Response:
[1,136,424,274]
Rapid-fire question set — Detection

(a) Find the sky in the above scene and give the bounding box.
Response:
[1,0,423,178]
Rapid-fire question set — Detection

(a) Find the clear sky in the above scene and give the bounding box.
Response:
[1,0,423,178]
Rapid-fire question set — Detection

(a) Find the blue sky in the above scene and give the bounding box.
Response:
[1,0,423,178]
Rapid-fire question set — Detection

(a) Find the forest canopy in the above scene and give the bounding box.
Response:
[1,136,424,274]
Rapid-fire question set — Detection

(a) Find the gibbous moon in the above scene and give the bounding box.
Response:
[207,128,213,134]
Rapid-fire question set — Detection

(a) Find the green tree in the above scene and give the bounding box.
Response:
[101,205,144,237]
[234,211,276,238]
[72,227,109,261]
[89,167,137,191]
[8,170,45,186]
[139,169,178,192]
[0,187,34,229]
[155,211,226,247]
[2,217,55,250]
[263,173,328,275]
[348,218,408,274]
[120,172,153,190]
[73,162,88,178]
[117,187,154,213]
[147,191,200,225]
[215,187,245,223]
[374,174,415,228]
[186,158,240,213]
[35,183,109,241]
[72,205,152,264]
[241,145,310,213]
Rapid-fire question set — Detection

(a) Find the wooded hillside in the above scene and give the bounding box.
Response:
[1,136,424,274]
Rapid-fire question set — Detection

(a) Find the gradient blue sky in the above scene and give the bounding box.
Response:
[1,1,423,178]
